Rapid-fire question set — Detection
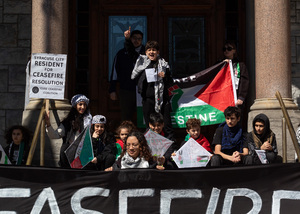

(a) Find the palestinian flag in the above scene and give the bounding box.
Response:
[136,61,236,128]
[0,144,11,165]
[64,126,94,168]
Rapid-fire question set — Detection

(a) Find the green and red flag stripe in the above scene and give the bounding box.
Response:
[137,61,236,128]
[65,126,94,169]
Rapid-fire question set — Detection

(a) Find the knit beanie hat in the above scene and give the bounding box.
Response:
[71,94,89,107]
[92,115,106,124]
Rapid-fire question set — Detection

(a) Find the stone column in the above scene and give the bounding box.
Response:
[249,0,300,162]
[22,0,71,167]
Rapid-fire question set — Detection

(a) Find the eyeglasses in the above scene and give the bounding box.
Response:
[223,47,234,52]
[132,36,143,41]
[126,143,139,148]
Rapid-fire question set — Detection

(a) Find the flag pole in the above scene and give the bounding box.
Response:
[40,99,49,166]
[26,99,46,165]
[275,91,300,160]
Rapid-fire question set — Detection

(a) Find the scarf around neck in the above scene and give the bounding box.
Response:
[220,122,243,152]
[251,130,274,149]
[131,55,169,113]
[121,152,149,169]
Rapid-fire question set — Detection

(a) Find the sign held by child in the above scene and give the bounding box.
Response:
[173,138,212,168]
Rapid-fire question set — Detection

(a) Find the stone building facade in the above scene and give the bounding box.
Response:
[0,0,31,145]
[0,0,299,164]
[291,0,300,107]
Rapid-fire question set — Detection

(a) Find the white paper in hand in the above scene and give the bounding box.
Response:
[255,150,268,164]
[173,138,212,168]
[144,129,173,157]
[145,68,162,82]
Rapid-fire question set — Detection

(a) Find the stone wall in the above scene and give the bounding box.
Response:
[0,0,31,148]
[291,0,300,108]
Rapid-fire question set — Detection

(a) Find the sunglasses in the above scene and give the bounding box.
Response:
[223,47,234,52]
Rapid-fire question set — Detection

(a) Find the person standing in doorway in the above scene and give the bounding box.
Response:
[109,27,145,122]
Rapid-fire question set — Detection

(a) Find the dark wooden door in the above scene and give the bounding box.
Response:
[69,0,246,140]
[87,0,224,132]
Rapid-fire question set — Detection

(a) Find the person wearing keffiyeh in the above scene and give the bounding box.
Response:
[131,40,174,140]
[45,94,92,168]
[210,106,252,166]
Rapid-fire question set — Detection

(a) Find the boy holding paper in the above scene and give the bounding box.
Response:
[180,118,212,153]
[147,112,177,169]
[131,41,174,140]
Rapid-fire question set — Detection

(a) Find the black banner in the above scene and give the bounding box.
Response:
[1,163,300,213]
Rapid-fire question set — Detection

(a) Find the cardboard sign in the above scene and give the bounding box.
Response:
[29,53,67,100]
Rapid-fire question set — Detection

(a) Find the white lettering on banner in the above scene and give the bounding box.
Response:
[0,188,30,214]
[160,189,202,214]
[206,188,221,214]
[71,187,110,214]
[209,112,217,121]
[223,188,262,213]
[272,190,300,214]
[31,187,60,214]
[0,188,30,198]
[173,75,197,83]
[119,189,155,214]
[174,112,217,123]
[177,116,185,125]
[1,187,300,213]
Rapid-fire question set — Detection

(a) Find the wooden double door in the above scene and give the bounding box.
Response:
[69,0,245,138]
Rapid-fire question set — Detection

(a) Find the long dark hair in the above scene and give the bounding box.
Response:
[61,106,90,132]
[5,125,32,145]
[120,131,152,161]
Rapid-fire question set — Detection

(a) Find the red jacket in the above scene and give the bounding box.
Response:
[193,134,212,153]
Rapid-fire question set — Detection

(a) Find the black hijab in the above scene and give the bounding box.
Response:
[252,113,271,141]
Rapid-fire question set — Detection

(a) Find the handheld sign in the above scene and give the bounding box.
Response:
[255,150,268,164]
[29,53,67,100]
[144,129,173,157]
[173,138,212,168]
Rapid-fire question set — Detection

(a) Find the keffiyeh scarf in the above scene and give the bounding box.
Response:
[121,152,149,169]
[131,55,169,113]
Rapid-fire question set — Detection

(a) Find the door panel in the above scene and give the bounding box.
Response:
[89,0,222,133]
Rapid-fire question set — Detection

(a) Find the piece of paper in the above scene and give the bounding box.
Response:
[144,129,173,157]
[172,138,212,168]
[255,150,268,164]
[145,68,162,83]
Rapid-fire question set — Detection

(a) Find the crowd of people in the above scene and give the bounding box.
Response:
[2,27,296,169]
[41,96,281,170]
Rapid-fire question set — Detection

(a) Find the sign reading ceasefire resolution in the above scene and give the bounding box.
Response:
[29,53,67,100]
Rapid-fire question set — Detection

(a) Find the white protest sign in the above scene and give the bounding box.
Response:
[29,53,67,100]
[0,144,11,164]
[144,129,173,157]
[173,138,212,168]
[255,150,268,164]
